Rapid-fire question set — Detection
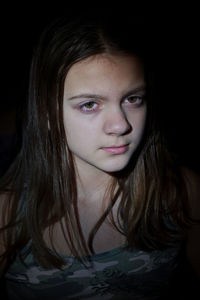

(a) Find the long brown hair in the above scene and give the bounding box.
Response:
[0,14,191,269]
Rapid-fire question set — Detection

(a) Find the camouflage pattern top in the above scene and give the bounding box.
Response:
[4,240,182,300]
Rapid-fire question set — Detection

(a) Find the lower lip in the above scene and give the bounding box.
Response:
[101,145,129,154]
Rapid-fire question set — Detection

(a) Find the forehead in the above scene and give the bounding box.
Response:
[64,54,145,96]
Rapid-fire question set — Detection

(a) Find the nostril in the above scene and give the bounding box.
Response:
[103,110,132,136]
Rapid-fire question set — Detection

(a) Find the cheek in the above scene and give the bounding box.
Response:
[63,115,98,146]
[129,108,147,135]
[63,115,79,144]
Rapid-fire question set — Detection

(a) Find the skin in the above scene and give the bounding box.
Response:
[63,54,147,198]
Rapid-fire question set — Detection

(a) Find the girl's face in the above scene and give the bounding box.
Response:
[63,54,147,175]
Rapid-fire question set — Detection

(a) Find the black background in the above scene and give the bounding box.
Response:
[0,4,199,298]
[0,3,199,174]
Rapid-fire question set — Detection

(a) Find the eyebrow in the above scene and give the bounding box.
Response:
[67,85,146,101]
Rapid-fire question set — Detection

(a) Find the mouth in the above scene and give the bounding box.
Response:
[101,144,129,154]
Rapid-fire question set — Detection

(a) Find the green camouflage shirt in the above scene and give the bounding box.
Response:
[4,242,182,300]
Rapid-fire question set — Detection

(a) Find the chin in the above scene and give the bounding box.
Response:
[100,158,132,173]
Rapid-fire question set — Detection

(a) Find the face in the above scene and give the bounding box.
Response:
[63,54,147,175]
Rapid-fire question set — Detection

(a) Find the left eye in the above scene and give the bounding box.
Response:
[124,96,143,105]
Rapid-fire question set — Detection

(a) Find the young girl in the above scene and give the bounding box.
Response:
[0,14,200,299]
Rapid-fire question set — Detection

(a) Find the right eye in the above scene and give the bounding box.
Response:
[79,101,99,113]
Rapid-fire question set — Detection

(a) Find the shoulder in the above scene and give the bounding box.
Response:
[180,166,200,279]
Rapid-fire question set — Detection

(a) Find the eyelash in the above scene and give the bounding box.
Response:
[79,96,144,113]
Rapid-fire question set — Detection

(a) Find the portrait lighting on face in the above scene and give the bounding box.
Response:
[63,54,147,176]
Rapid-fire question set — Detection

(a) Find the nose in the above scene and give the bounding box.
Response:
[103,107,131,136]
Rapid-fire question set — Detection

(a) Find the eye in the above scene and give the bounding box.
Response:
[124,95,144,106]
[79,101,99,112]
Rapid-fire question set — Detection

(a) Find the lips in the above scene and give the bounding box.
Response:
[101,144,129,154]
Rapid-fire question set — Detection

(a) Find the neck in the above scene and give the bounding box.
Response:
[74,159,115,204]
